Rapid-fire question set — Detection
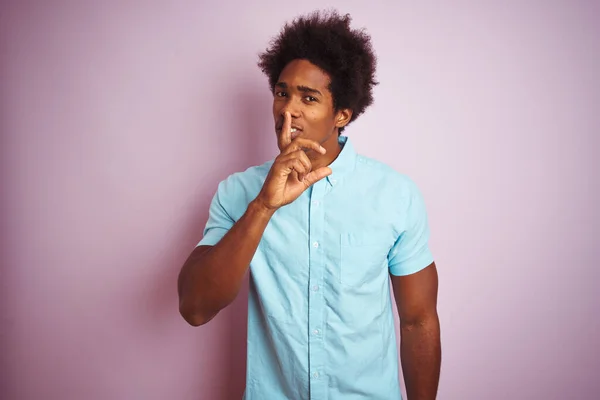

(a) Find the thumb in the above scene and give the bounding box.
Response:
[303,167,332,187]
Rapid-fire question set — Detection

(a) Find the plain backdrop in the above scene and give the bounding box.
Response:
[1,1,599,399]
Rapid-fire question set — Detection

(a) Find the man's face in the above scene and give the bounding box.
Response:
[273,59,345,153]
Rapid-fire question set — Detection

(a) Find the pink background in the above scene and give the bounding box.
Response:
[1,1,599,399]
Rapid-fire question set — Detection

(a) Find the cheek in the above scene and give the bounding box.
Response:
[309,108,328,123]
[306,106,334,129]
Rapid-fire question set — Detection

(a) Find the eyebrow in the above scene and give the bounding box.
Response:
[275,82,323,96]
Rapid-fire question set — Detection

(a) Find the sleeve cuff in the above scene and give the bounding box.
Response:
[389,247,434,276]
[196,228,229,247]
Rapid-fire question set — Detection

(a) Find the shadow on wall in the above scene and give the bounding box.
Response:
[141,74,274,399]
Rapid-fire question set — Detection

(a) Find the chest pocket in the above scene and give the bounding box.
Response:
[339,232,392,288]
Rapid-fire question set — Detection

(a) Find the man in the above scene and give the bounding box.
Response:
[178,10,441,400]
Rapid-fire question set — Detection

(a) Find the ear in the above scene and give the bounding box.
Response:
[334,108,353,129]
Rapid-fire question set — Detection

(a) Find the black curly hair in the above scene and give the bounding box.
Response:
[258,10,378,133]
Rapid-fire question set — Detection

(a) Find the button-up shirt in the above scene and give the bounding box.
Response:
[198,135,434,399]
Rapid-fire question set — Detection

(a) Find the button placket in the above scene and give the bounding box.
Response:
[307,179,327,397]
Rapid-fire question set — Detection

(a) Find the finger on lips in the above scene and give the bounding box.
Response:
[282,111,292,148]
[278,113,325,155]
[276,112,326,184]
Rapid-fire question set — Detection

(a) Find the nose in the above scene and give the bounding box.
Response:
[280,97,301,119]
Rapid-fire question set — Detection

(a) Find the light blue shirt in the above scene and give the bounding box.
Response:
[198,136,434,399]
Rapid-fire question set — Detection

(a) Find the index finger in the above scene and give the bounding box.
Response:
[278,111,292,152]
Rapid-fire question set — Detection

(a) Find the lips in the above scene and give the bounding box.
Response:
[276,124,303,139]
[276,125,303,131]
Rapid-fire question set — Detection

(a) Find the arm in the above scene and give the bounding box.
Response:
[391,262,441,400]
[177,111,331,327]
[177,200,275,326]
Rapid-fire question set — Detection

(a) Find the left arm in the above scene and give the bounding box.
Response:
[391,262,441,400]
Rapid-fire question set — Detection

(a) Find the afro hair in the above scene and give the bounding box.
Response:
[258,10,378,133]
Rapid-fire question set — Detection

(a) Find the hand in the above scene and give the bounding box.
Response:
[255,112,332,211]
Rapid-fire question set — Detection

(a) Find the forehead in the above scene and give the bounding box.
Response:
[277,59,331,91]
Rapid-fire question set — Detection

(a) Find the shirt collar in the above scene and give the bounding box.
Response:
[326,135,356,186]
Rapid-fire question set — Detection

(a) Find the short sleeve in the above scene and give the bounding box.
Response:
[197,178,236,247]
[388,179,434,276]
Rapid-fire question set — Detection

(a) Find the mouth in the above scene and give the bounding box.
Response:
[290,127,301,139]
[276,125,303,139]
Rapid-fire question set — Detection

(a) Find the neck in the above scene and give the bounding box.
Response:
[310,134,342,170]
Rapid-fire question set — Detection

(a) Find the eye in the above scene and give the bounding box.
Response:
[304,96,317,102]
[275,91,287,97]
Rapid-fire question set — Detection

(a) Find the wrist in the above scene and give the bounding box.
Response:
[248,198,277,219]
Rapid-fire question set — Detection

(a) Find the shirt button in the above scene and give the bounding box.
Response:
[312,285,319,291]
[312,200,319,206]
[313,329,320,335]
[312,372,319,379]
[312,241,319,248]
[331,179,337,185]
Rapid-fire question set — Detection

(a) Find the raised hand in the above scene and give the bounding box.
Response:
[255,112,332,210]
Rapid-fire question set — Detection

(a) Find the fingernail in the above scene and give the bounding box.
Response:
[320,146,326,153]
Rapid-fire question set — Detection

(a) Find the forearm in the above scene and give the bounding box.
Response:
[178,199,275,326]
[400,314,441,400]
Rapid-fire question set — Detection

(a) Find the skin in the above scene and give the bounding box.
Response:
[177,58,440,399]
[392,263,441,400]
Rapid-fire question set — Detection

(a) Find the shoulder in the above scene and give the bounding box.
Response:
[216,159,273,197]
[353,153,421,198]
